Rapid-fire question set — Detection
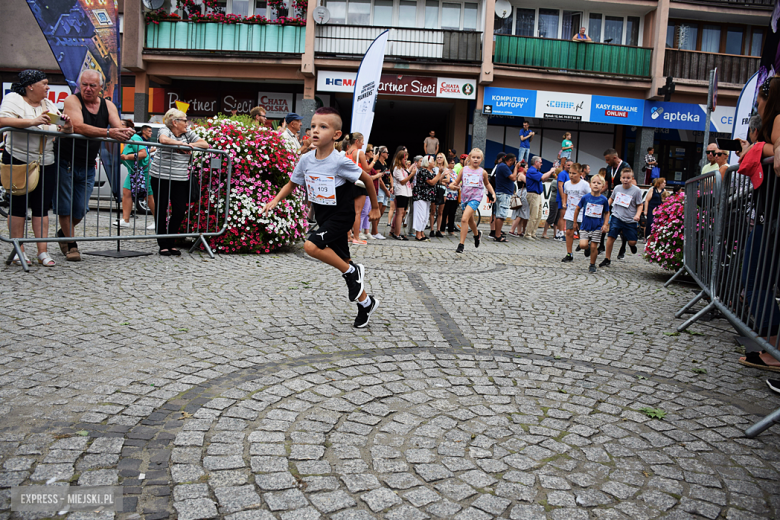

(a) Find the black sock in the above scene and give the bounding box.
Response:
[68,241,77,249]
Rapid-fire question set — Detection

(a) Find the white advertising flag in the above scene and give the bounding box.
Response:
[351,30,389,147]
[730,71,759,164]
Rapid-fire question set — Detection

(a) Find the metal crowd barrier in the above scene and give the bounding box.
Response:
[664,170,722,330]
[0,126,232,272]
[668,159,780,437]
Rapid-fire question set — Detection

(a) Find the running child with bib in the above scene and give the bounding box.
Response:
[573,175,610,273]
[261,107,381,328]
[561,163,591,263]
[448,148,496,254]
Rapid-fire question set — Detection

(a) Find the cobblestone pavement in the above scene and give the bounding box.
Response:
[1,224,779,520]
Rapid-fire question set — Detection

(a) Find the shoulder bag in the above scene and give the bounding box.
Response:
[1,137,43,196]
[510,188,523,210]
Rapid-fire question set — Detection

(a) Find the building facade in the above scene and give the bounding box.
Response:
[1,0,772,184]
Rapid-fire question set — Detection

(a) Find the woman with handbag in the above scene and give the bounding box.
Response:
[0,69,73,267]
[149,108,209,256]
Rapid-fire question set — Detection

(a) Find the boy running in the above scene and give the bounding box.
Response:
[599,169,643,268]
[261,107,381,328]
[573,175,610,273]
[561,163,590,263]
[448,148,497,254]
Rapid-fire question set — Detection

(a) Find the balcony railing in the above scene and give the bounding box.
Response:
[494,35,652,78]
[145,21,306,54]
[664,48,760,84]
[315,25,482,61]
[679,0,774,7]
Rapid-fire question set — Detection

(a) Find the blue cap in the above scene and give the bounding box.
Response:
[285,113,302,124]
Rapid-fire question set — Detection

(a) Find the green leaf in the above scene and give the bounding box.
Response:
[626,331,634,335]
[664,332,680,336]
[120,322,129,326]
[636,375,647,380]
[691,368,707,374]
[639,407,667,420]
[75,430,89,436]
[685,330,704,336]
[178,328,188,332]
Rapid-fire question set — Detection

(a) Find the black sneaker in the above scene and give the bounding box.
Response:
[430,230,436,238]
[561,255,573,263]
[589,264,597,273]
[354,295,378,328]
[489,230,495,238]
[584,246,591,258]
[435,231,444,238]
[475,231,482,248]
[575,245,582,252]
[342,262,365,302]
[599,258,611,267]
[630,244,638,254]
[617,253,625,260]
[598,244,605,254]
[456,243,464,254]
[767,379,780,395]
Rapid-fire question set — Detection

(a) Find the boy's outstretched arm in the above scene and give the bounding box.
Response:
[261,181,299,216]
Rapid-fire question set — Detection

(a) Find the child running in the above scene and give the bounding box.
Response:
[561,163,590,262]
[448,148,496,254]
[573,175,610,273]
[599,168,643,268]
[261,107,381,328]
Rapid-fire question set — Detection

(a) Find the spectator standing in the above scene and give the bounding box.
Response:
[58,69,134,261]
[281,113,302,154]
[149,108,210,256]
[701,143,719,175]
[509,161,529,237]
[372,146,391,239]
[644,147,658,184]
[0,69,73,267]
[555,160,572,240]
[541,168,559,239]
[603,148,630,195]
[493,153,517,242]
[643,177,666,238]
[424,130,439,156]
[440,158,459,235]
[518,121,534,163]
[488,152,506,239]
[430,153,448,237]
[560,132,574,161]
[572,27,592,41]
[454,154,467,176]
[525,156,554,238]
[390,150,413,240]
[412,156,442,241]
[582,164,592,181]
[117,123,156,230]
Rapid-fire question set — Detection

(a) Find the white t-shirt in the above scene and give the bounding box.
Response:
[281,128,301,154]
[563,180,591,222]
[0,92,60,165]
[393,167,413,197]
[291,148,362,188]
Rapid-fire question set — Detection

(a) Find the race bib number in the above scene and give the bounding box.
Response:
[568,195,582,210]
[585,202,603,218]
[305,173,336,206]
[464,171,481,188]
[614,192,632,208]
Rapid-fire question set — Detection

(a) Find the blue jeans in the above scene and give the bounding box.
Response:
[518,148,531,163]
[495,192,512,219]
[55,160,96,221]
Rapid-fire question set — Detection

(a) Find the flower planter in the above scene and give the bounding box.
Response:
[204,22,220,50]
[264,24,280,53]
[221,24,237,51]
[237,23,251,51]
[174,21,190,49]
[281,26,297,53]
[158,21,173,49]
[251,25,265,52]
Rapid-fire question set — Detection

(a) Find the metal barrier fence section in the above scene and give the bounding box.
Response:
[669,160,780,437]
[665,171,722,329]
[0,126,232,272]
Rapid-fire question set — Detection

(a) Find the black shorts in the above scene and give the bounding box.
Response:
[395,195,410,210]
[307,183,355,261]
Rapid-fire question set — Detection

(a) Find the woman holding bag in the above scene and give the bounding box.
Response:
[0,69,73,267]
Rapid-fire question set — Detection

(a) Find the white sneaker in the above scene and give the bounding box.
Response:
[359,233,369,240]
[365,233,374,240]
[114,219,130,228]
[147,223,156,230]
[373,233,386,240]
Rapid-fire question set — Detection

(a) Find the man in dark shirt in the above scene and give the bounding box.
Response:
[57,70,133,261]
[493,154,517,242]
[603,148,632,257]
[525,156,554,239]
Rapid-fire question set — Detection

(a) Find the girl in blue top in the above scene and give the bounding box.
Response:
[560,132,573,160]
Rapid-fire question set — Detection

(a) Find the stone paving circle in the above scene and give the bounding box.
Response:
[0,225,779,520]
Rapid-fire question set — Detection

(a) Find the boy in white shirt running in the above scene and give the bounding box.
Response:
[600,168,644,268]
[561,163,590,262]
[262,108,381,328]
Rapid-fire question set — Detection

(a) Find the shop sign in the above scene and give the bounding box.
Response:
[482,87,536,117]
[223,95,257,114]
[167,91,219,114]
[536,91,590,121]
[258,93,294,118]
[642,101,734,132]
[317,71,475,99]
[590,95,644,126]
[3,82,71,110]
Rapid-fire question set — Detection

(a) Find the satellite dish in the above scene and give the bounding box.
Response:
[313,6,330,24]
[495,0,512,19]
[143,0,165,9]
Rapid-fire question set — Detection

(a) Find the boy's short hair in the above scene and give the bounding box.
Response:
[570,163,581,172]
[620,168,635,178]
[590,175,604,184]
[313,107,342,130]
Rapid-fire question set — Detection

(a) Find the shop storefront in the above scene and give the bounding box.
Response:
[481,86,736,184]
[317,70,476,156]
